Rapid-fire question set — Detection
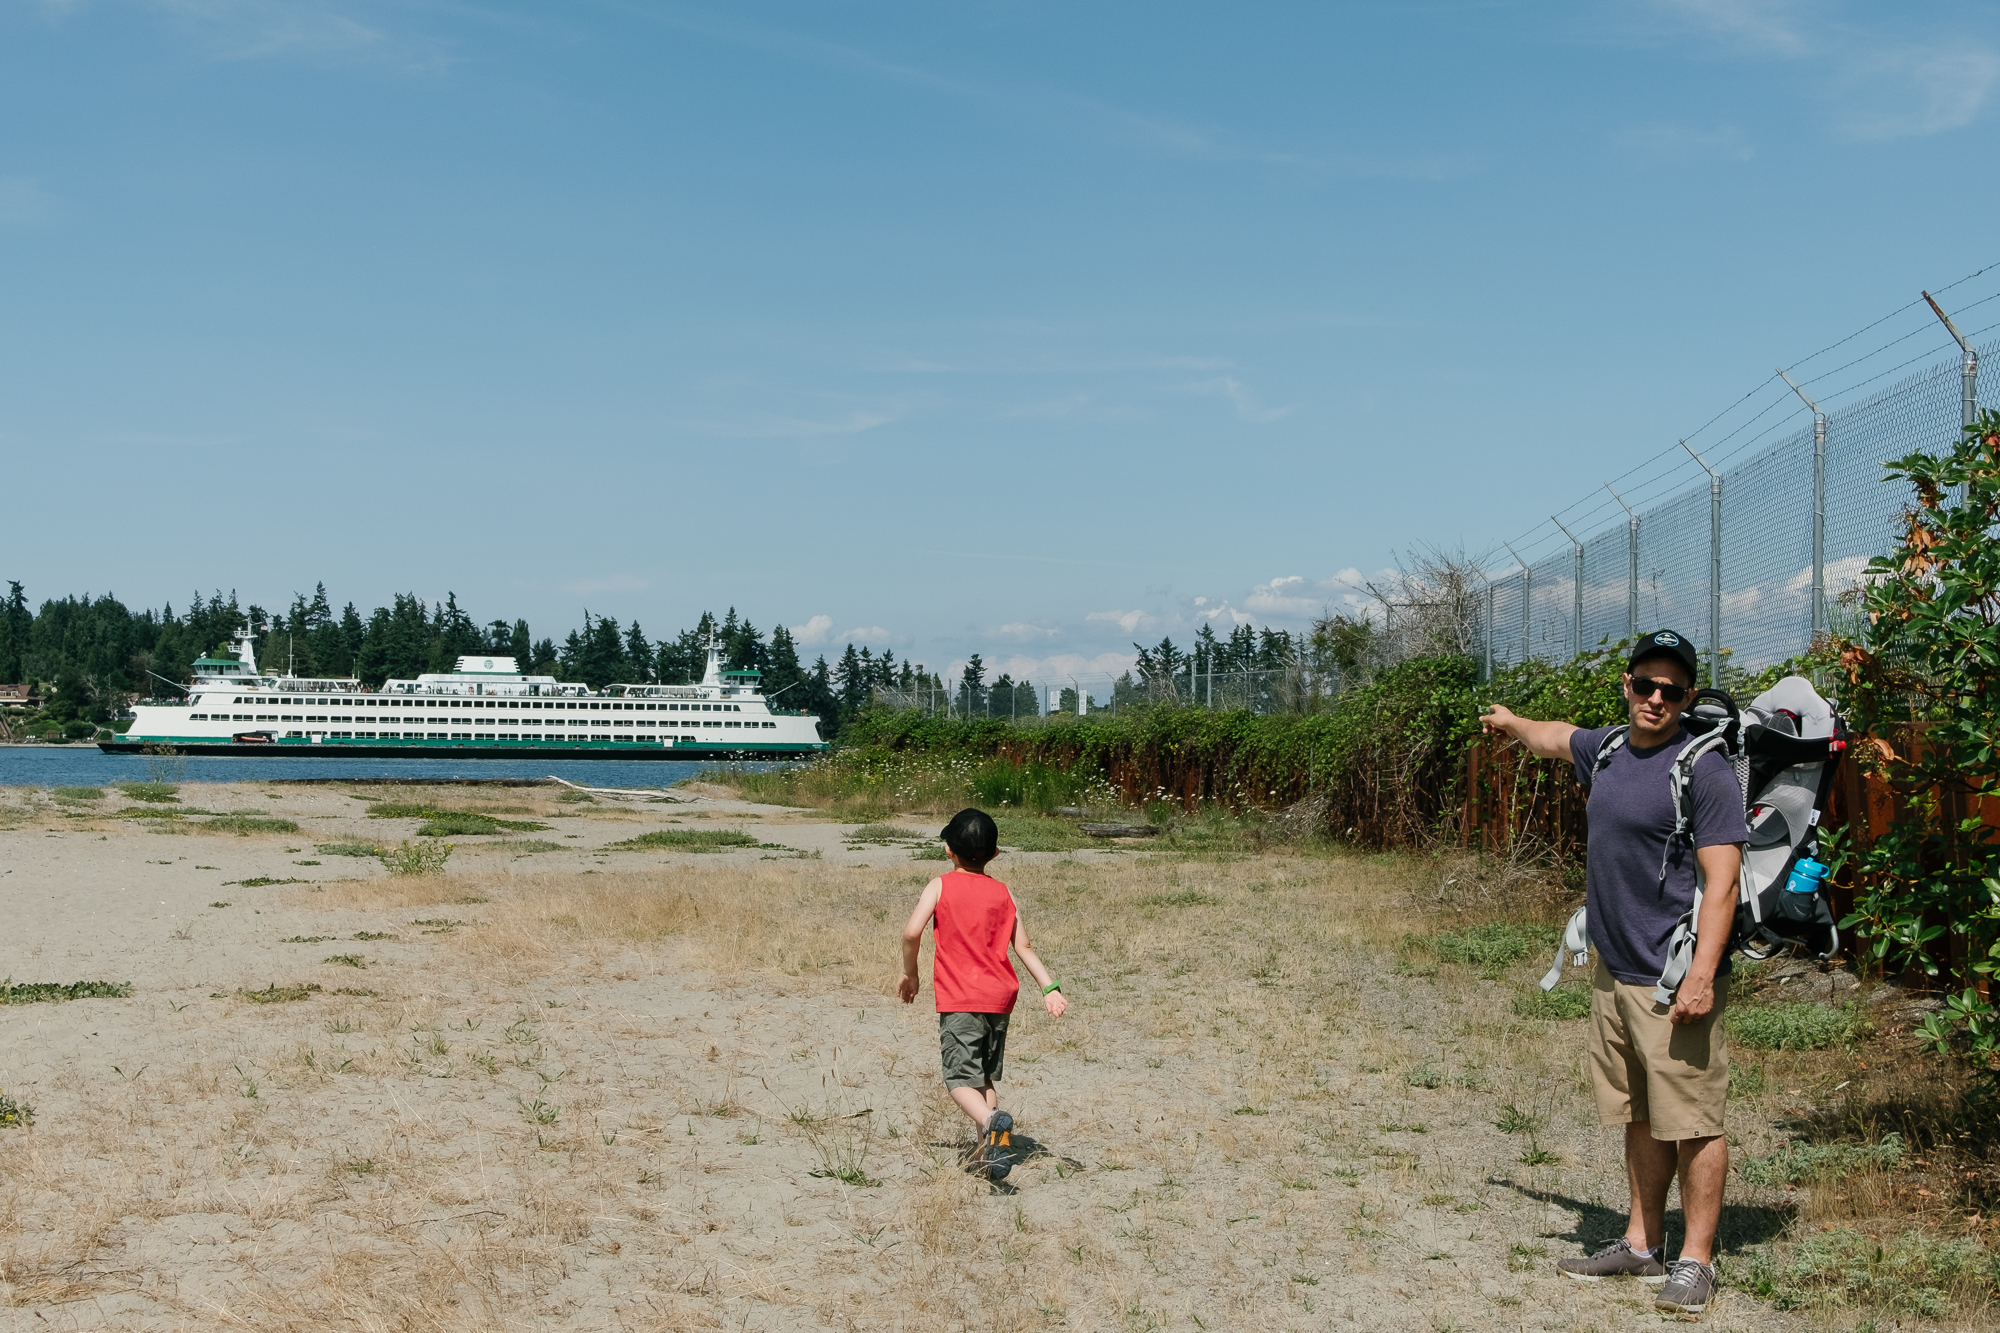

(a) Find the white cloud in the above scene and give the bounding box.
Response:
[0,178,61,226]
[788,616,900,648]
[689,408,899,440]
[789,614,835,645]
[948,651,1137,692]
[991,621,1059,642]
[1648,0,1997,141]
[1782,554,1876,595]
[1241,568,1380,620]
[1836,46,2000,141]
[1654,0,1809,57]
[1085,608,1153,634]
[1187,376,1293,424]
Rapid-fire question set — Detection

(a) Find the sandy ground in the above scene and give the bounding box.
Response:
[0,781,1859,1331]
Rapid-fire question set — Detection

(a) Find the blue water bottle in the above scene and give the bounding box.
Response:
[1780,857,1828,922]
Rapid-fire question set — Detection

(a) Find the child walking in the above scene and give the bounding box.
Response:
[898,808,1067,1180]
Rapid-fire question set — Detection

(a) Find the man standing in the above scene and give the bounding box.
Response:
[1481,630,1744,1315]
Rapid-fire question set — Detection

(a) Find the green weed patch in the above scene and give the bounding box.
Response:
[1738,1133,1905,1186]
[204,815,300,834]
[502,840,565,854]
[1738,1224,1993,1316]
[116,782,180,803]
[612,829,763,852]
[238,983,322,1003]
[0,1091,32,1127]
[0,980,133,1004]
[1412,921,1555,979]
[1513,984,1591,1020]
[378,841,452,876]
[369,802,547,834]
[1727,1002,1862,1050]
[316,841,380,857]
[322,955,368,969]
[223,877,306,888]
[52,786,104,801]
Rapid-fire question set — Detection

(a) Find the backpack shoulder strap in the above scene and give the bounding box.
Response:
[1588,726,1629,787]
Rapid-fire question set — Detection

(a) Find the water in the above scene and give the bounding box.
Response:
[0,746,800,789]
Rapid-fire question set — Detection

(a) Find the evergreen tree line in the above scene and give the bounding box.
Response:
[0,582,941,740]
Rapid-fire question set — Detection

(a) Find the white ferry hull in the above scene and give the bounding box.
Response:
[108,633,829,762]
[98,735,819,761]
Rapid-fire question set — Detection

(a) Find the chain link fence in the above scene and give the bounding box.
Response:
[1485,338,1995,681]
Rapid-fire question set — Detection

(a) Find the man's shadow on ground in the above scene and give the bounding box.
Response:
[931,1132,1084,1195]
[1492,1178,1793,1256]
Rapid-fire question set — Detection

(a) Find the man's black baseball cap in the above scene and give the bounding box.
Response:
[1628,630,1699,681]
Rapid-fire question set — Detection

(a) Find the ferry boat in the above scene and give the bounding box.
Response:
[100,628,827,760]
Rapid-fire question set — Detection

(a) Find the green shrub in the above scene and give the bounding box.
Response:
[0,979,134,1004]
[1513,984,1591,1020]
[61,720,96,740]
[1727,1002,1861,1051]
[613,829,762,852]
[378,840,452,875]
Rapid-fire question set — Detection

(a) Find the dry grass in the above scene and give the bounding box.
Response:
[2,799,1991,1331]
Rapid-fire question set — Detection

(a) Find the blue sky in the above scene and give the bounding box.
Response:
[4,1,1998,685]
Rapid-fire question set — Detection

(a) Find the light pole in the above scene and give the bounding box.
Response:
[1777,367,1829,638]
[1551,515,1585,662]
[1503,541,1532,665]
[1605,483,1640,640]
[1681,440,1723,688]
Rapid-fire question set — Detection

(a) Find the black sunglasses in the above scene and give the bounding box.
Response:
[1628,676,1690,704]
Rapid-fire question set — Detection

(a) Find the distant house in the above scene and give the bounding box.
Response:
[0,683,42,709]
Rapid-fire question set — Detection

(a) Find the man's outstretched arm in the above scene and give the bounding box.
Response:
[1481,704,1580,763]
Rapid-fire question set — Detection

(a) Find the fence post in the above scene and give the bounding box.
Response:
[1605,483,1639,639]
[1682,440,1723,688]
[1923,291,1978,502]
[1778,368,1829,637]
[1551,515,1584,662]
[1503,541,1532,665]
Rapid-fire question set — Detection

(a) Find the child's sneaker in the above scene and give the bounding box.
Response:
[983,1111,1013,1180]
[1555,1238,1667,1283]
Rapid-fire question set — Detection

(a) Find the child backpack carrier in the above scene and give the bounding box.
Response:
[1538,676,1847,1002]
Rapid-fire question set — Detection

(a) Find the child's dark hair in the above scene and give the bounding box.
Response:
[940,808,999,868]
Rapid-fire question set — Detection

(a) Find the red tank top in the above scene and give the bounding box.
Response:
[931,870,1019,1013]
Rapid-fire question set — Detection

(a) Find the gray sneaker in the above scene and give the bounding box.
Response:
[1655,1258,1718,1313]
[1555,1238,1667,1284]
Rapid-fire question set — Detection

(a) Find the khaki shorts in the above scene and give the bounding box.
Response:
[1588,963,1729,1142]
[939,1011,1009,1090]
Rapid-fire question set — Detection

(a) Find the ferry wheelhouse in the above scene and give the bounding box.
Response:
[101,629,826,760]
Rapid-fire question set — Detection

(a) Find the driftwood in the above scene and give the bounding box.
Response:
[1078,822,1159,838]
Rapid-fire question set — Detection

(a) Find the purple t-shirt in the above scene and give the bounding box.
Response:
[1571,725,1746,985]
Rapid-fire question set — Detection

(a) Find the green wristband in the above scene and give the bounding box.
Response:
[1042,981,1062,995]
